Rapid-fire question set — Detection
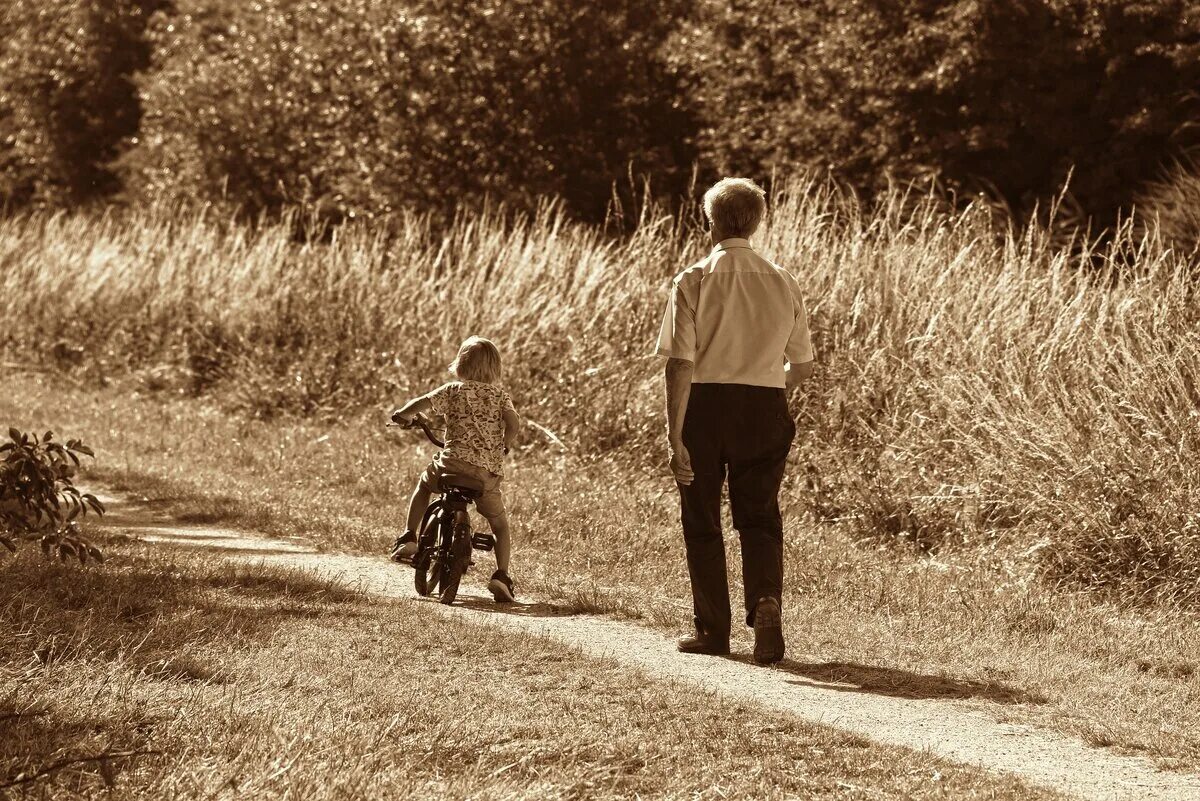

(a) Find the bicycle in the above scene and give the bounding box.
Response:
[388,414,497,606]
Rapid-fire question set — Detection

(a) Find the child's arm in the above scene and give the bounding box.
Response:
[391,394,434,423]
[502,407,521,450]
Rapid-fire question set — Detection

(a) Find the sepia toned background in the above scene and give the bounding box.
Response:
[4,2,1200,798]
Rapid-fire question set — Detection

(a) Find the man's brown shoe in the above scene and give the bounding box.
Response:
[752,597,785,664]
[677,633,730,655]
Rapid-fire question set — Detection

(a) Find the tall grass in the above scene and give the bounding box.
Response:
[3,178,1199,605]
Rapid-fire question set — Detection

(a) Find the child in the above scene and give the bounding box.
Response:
[389,336,520,602]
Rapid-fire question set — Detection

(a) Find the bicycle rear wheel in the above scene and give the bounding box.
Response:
[437,515,473,606]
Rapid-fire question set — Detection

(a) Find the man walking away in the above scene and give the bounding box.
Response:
[655,177,814,664]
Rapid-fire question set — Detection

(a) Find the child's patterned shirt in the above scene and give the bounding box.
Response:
[427,380,515,476]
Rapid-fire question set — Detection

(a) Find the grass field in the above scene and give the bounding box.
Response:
[4,374,1198,775]
[2,542,1067,800]
[4,180,1200,788]
[3,180,1199,604]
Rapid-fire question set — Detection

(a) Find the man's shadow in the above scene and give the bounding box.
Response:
[723,655,1044,704]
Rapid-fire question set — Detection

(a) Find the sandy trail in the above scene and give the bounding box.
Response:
[103,493,1200,801]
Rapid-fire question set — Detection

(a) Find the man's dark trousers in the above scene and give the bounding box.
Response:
[679,383,796,641]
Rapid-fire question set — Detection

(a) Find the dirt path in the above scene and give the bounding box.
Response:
[103,493,1200,801]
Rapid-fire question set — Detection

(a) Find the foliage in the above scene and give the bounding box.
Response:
[5,0,1199,225]
[125,0,696,221]
[1134,159,1200,261]
[0,429,105,561]
[674,0,1200,224]
[0,0,164,208]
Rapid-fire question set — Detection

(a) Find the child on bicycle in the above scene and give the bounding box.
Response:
[389,336,521,602]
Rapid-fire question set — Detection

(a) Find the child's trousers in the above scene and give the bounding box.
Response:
[420,453,507,528]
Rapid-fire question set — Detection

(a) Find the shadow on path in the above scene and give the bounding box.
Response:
[424,592,577,620]
[720,655,1044,704]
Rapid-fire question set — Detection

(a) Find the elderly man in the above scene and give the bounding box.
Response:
[655,177,814,664]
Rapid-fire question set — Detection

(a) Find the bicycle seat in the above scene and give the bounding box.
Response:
[438,473,484,498]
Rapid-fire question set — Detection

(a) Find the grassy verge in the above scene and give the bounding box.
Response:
[5,374,1199,773]
[5,183,1200,604]
[1,542,1064,800]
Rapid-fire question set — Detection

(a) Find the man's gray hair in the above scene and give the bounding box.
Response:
[703,177,767,238]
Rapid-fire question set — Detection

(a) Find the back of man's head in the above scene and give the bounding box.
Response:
[704,178,767,239]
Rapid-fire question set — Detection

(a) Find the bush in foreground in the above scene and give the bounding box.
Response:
[0,429,105,562]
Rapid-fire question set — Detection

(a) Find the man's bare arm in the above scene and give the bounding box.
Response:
[785,360,814,388]
[665,357,695,484]
[665,358,694,442]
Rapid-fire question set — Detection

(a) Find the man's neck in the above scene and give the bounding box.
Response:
[710,229,749,247]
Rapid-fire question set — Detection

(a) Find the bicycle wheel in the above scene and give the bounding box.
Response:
[437,515,473,606]
[413,508,446,597]
[414,549,443,597]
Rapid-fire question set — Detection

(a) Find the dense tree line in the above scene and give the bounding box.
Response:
[2,0,1199,226]
[678,0,1200,224]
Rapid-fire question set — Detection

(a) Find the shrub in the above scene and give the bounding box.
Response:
[0,429,106,562]
[674,0,1200,224]
[126,0,697,221]
[1134,159,1200,261]
[0,0,164,208]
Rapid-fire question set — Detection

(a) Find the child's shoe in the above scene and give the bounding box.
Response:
[487,570,516,603]
[389,531,418,564]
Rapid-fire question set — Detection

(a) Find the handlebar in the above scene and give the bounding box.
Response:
[388,414,445,449]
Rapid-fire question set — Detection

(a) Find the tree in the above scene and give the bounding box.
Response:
[125,0,698,222]
[0,0,166,208]
[675,0,1200,223]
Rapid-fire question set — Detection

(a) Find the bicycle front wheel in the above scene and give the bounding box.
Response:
[413,507,446,597]
[437,516,473,606]
[414,549,443,597]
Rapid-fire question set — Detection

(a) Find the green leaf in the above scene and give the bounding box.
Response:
[8,428,20,444]
[74,444,95,458]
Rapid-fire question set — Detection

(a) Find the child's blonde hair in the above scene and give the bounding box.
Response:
[449,336,502,383]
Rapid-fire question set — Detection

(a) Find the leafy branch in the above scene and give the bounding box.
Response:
[0,428,105,561]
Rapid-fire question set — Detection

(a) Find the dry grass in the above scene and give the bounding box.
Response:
[4,179,1200,779]
[3,180,1200,603]
[4,374,1199,772]
[1,545,1063,800]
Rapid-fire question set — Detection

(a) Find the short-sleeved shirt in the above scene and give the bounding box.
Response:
[655,238,813,388]
[427,380,515,476]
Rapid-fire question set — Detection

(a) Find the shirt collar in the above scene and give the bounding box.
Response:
[713,238,752,253]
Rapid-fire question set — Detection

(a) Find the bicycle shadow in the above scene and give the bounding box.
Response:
[433,591,578,619]
[721,655,1044,704]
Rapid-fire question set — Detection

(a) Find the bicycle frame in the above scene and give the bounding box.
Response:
[392,414,494,604]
